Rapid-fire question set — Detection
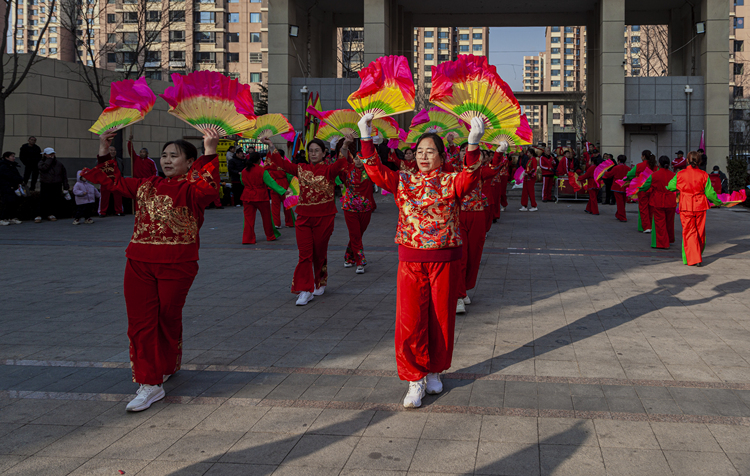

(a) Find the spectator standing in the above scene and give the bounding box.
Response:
[72,170,100,225]
[227,147,246,206]
[35,147,70,222]
[128,135,159,178]
[698,148,708,171]
[710,166,728,194]
[672,150,687,171]
[0,152,24,225]
[99,145,125,217]
[19,136,42,191]
[602,153,616,205]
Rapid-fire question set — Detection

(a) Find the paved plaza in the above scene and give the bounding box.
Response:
[1,191,750,475]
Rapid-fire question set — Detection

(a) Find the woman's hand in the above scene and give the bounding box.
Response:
[260,136,276,153]
[357,113,373,139]
[342,132,355,150]
[99,131,117,157]
[496,141,509,153]
[467,117,485,150]
[445,132,457,145]
[203,129,221,156]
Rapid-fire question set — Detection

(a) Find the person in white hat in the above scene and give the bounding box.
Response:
[35,147,70,222]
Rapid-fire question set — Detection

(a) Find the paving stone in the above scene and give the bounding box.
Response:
[475,440,540,475]
[593,420,660,449]
[343,437,417,472]
[651,422,722,452]
[600,447,672,476]
[480,416,538,444]
[663,450,740,476]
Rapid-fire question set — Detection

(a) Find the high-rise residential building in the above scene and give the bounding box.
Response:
[522,53,545,142]
[731,0,749,146]
[412,26,489,109]
[10,1,66,60]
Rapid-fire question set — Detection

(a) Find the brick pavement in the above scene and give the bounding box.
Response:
[1,191,750,475]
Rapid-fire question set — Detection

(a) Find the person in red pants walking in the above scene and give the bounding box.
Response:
[262,136,348,306]
[359,113,492,408]
[519,148,538,212]
[666,151,725,266]
[82,129,220,412]
[640,156,677,249]
[267,150,296,228]
[339,145,376,274]
[98,144,124,216]
[603,155,632,222]
[578,161,601,215]
[540,147,556,202]
[626,150,657,233]
[240,152,286,244]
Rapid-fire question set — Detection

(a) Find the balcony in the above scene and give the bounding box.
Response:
[169,60,186,67]
[144,61,161,68]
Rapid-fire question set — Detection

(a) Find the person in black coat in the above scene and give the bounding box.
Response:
[0,152,24,225]
[227,148,247,207]
[19,136,41,191]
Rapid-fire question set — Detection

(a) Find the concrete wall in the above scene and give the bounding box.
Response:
[623,76,705,164]
[289,77,359,133]
[5,57,198,180]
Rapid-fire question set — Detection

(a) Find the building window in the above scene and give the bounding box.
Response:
[169,11,185,22]
[250,72,261,82]
[631,68,640,76]
[107,52,117,62]
[197,31,215,42]
[735,63,744,75]
[424,31,433,37]
[227,32,239,42]
[551,37,560,43]
[737,0,745,5]
[565,70,574,76]
[169,30,185,42]
[123,51,137,63]
[564,26,574,33]
[198,12,215,23]
[106,33,116,43]
[459,45,469,52]
[631,36,640,43]
[147,31,160,43]
[565,48,573,54]
[632,58,640,66]
[50,37,57,44]
[564,37,573,43]
[551,48,560,54]
[551,80,560,87]
[123,12,137,23]
[459,34,468,40]
[249,52,261,62]
[227,52,239,62]
[735,40,744,52]
[107,13,116,23]
[631,47,640,54]
[472,44,482,51]
[145,71,162,80]
[195,52,215,63]
[145,50,160,62]
[425,54,433,60]
[424,42,433,49]
[250,32,260,42]
[439,43,448,50]
[438,31,448,38]
[551,59,560,65]
[50,47,57,53]
[734,86,744,97]
[631,25,640,31]
[735,17,744,29]
[473,33,482,39]
[123,32,137,43]
[551,26,560,32]
[169,51,185,61]
[565,81,575,88]
[147,10,160,21]
[250,12,260,22]
[551,70,560,75]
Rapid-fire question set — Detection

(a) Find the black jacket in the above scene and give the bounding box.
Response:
[19,143,41,165]
[38,156,69,189]
[0,159,23,196]
[227,157,246,181]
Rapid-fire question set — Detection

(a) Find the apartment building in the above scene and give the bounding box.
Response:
[10,0,66,60]
[522,53,544,141]
[412,27,489,109]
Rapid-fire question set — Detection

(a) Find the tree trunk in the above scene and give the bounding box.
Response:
[0,97,7,153]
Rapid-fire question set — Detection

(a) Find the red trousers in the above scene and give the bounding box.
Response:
[99,183,123,215]
[651,206,676,249]
[484,207,493,233]
[292,214,335,293]
[242,200,276,244]
[614,192,627,221]
[521,178,537,208]
[497,176,508,210]
[679,210,706,265]
[396,260,460,381]
[344,210,372,266]
[491,180,503,219]
[638,194,652,231]
[542,175,555,201]
[458,210,486,299]
[585,189,599,215]
[124,259,198,385]
[271,192,295,227]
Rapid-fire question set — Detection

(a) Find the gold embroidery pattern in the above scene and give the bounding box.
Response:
[101,160,116,180]
[298,167,334,207]
[131,182,198,245]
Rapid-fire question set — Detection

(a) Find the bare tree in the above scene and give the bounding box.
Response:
[0,0,58,150]
[638,25,669,77]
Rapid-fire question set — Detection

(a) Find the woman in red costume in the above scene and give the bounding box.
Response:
[602,155,632,222]
[626,150,657,233]
[240,151,286,244]
[639,156,677,249]
[82,130,220,412]
[577,161,601,215]
[387,147,418,174]
[267,149,296,228]
[358,113,504,408]
[519,148,538,211]
[339,134,376,274]
[666,151,724,266]
[493,153,510,216]
[261,137,348,305]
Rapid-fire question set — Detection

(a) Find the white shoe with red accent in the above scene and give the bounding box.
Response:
[403,378,426,408]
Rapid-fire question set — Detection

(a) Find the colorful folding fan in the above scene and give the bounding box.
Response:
[482,114,533,146]
[284,176,300,209]
[315,123,344,143]
[242,114,293,140]
[430,55,522,131]
[594,159,615,181]
[717,189,747,207]
[567,171,583,193]
[347,55,415,118]
[89,77,156,134]
[626,168,653,200]
[308,108,402,139]
[409,108,462,135]
[410,109,430,128]
[514,167,525,186]
[160,71,256,136]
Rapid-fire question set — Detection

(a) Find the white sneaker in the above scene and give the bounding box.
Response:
[462,296,471,305]
[0,220,9,226]
[313,286,326,296]
[9,218,21,224]
[501,206,506,212]
[34,216,42,223]
[48,215,57,221]
[356,266,365,274]
[403,378,426,408]
[126,384,165,412]
[456,298,466,314]
[425,373,443,394]
[643,229,651,233]
[519,207,528,212]
[529,207,538,212]
[163,374,172,383]
[344,262,353,268]
[296,291,314,306]
[72,219,80,225]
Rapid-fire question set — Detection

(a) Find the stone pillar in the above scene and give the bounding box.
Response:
[267,0,303,121]
[700,0,730,170]
[547,101,555,147]
[364,0,391,65]
[598,0,625,154]
[585,16,600,147]
[668,7,690,76]
[320,11,337,78]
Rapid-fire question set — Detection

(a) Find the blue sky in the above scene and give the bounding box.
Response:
[487,27,548,91]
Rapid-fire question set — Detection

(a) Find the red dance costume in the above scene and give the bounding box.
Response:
[540,154,556,201]
[360,141,481,382]
[266,151,348,293]
[556,156,573,176]
[666,166,723,265]
[492,156,510,218]
[267,168,295,227]
[578,164,600,215]
[603,163,632,222]
[126,140,159,213]
[627,160,656,231]
[83,152,219,385]
[672,156,687,172]
[643,168,677,249]
[339,163,376,266]
[520,154,538,208]
[240,165,285,244]
[387,150,419,174]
